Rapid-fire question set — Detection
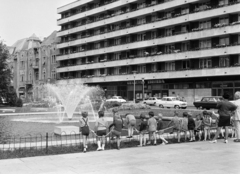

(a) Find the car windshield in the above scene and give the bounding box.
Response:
[117,96,123,99]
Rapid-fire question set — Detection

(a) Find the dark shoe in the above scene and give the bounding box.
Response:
[234,139,240,142]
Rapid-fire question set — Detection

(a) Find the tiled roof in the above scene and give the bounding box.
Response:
[41,31,59,46]
[11,34,41,52]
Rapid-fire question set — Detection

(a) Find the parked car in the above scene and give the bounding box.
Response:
[155,97,187,109]
[193,96,223,109]
[143,97,162,105]
[106,96,126,103]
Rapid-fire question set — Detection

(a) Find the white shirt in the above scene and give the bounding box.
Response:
[232,99,240,120]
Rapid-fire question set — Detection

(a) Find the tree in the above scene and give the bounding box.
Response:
[0,41,12,103]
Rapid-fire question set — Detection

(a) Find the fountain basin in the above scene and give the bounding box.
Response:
[54,126,80,135]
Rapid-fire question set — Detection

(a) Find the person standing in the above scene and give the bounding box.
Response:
[79,111,90,153]
[202,111,212,141]
[231,91,240,142]
[187,112,196,142]
[210,93,237,143]
[148,111,157,145]
[95,111,108,151]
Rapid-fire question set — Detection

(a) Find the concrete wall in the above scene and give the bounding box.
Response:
[169,88,211,107]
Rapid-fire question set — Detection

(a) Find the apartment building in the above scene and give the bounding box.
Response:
[57,0,240,104]
[9,31,59,101]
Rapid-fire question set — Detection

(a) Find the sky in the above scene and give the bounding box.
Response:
[0,0,76,46]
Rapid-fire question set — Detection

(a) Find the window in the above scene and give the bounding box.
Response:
[199,58,212,68]
[219,37,229,46]
[43,68,46,80]
[219,57,230,67]
[219,0,228,6]
[165,62,175,71]
[199,20,211,29]
[137,33,146,41]
[219,17,229,25]
[114,38,121,45]
[137,17,146,25]
[165,28,174,36]
[202,97,210,102]
[182,60,190,69]
[29,72,32,81]
[137,65,146,73]
[181,7,189,15]
[200,39,211,49]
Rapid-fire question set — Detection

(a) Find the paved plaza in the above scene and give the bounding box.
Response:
[0,139,239,174]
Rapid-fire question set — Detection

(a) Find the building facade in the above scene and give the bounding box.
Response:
[9,32,58,101]
[56,0,240,105]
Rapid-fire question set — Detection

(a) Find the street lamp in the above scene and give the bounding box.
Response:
[142,78,145,101]
[132,71,137,103]
[104,88,107,99]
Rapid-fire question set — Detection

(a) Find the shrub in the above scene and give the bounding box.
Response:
[15,98,23,107]
[104,101,122,109]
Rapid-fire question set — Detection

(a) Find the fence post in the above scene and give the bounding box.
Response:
[46,133,48,154]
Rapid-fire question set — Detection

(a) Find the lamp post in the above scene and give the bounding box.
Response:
[132,71,137,103]
[104,88,107,99]
[142,78,145,101]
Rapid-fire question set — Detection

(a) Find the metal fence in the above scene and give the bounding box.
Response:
[0,127,234,159]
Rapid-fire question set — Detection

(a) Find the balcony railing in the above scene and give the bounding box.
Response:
[58,0,175,32]
[58,2,240,49]
[58,0,240,40]
[58,0,119,21]
[57,21,240,58]
[58,63,240,81]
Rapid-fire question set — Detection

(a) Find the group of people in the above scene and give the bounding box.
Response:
[78,92,240,153]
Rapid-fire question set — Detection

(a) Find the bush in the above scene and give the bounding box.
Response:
[15,98,23,107]
[104,101,122,109]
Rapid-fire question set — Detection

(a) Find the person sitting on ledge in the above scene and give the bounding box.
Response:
[138,113,148,147]
[111,111,124,150]
[156,113,168,145]
[125,113,136,138]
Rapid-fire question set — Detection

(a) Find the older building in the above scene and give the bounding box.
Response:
[9,31,58,101]
[56,0,240,104]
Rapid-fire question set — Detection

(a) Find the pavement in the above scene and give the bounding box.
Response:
[0,139,239,174]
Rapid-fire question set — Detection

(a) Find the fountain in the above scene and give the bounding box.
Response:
[44,83,102,135]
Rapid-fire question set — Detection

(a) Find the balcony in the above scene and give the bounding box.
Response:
[57,23,240,61]
[57,0,240,38]
[25,80,33,85]
[57,19,240,50]
[57,0,195,36]
[57,65,240,84]
[57,44,240,73]
[57,0,136,25]
[32,64,39,69]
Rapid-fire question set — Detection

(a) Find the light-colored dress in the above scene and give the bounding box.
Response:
[148,117,157,132]
[231,100,240,139]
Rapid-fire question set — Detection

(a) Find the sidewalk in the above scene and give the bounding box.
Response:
[0,138,239,174]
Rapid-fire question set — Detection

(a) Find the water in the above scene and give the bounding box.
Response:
[45,83,101,122]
